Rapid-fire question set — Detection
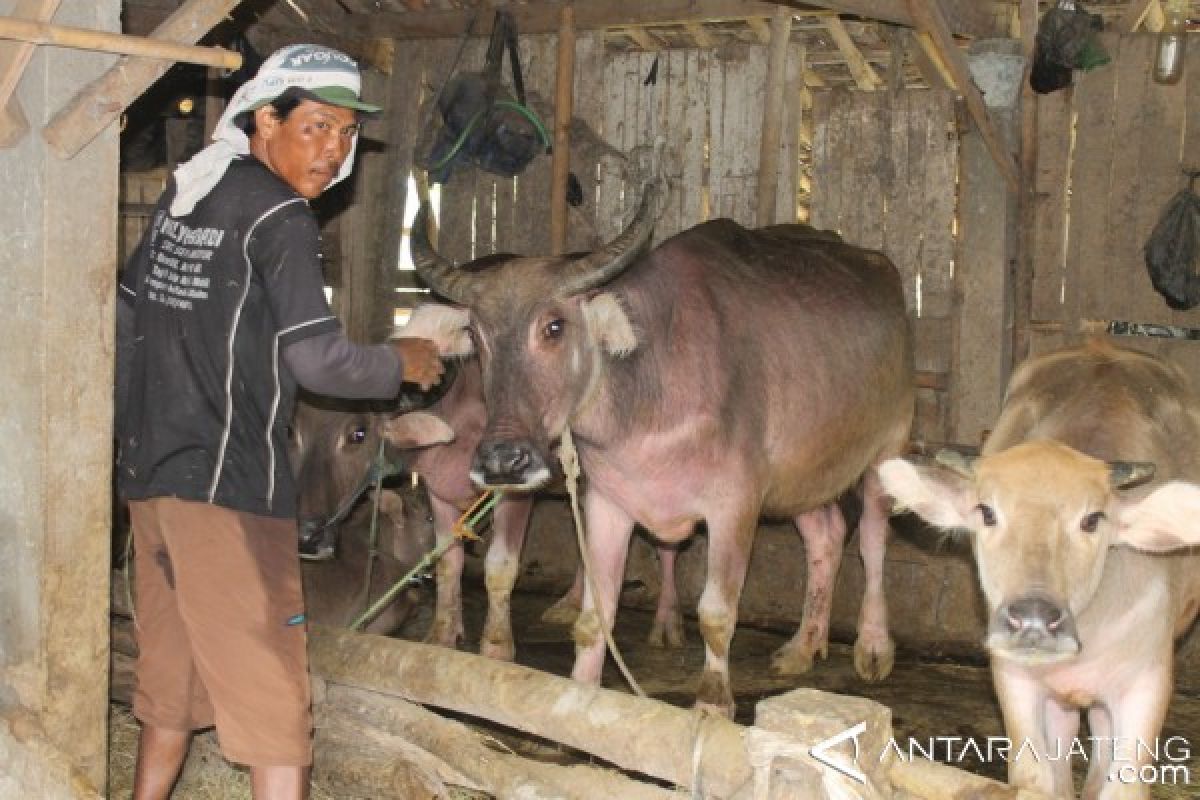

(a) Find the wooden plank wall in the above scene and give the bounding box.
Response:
[810,89,958,446]
[407,33,805,263]
[1029,33,1200,375]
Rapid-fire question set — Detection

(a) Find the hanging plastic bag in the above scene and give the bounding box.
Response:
[1030,0,1110,94]
[1144,172,1200,310]
[415,10,550,184]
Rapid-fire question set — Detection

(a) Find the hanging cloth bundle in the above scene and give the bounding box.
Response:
[1030,0,1110,94]
[416,9,550,184]
[1145,171,1200,310]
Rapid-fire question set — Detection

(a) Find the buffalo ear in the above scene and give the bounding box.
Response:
[582,292,639,357]
[400,304,474,357]
[877,458,976,532]
[384,411,456,450]
[1115,481,1200,552]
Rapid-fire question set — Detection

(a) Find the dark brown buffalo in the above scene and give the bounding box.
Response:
[410,182,914,714]
[290,395,442,635]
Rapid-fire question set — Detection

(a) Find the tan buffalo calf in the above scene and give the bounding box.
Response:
[880,340,1200,800]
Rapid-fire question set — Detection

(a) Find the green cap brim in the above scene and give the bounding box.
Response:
[309,85,382,113]
[246,85,382,114]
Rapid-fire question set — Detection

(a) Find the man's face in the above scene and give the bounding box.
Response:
[253,99,360,199]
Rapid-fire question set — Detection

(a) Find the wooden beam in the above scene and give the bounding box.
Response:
[683,21,716,48]
[747,16,772,44]
[0,17,242,69]
[0,0,61,147]
[345,0,785,39]
[823,15,881,90]
[42,0,243,160]
[910,29,953,89]
[550,5,574,255]
[1118,0,1158,32]
[770,0,997,38]
[621,26,662,51]
[757,7,792,225]
[904,0,1018,191]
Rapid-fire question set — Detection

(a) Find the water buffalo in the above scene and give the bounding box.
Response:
[290,395,446,635]
[410,182,914,714]
[291,305,687,656]
[879,340,1200,799]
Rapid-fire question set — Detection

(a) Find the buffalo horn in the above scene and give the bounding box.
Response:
[935,448,978,478]
[1108,461,1156,488]
[410,203,475,305]
[557,179,662,296]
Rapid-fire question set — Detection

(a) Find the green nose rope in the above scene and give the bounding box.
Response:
[349,484,502,632]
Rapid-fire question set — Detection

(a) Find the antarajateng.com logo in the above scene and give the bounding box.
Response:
[809,724,1193,788]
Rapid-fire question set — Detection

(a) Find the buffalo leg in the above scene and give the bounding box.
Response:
[425,494,466,649]
[772,503,847,676]
[647,544,684,648]
[479,495,534,661]
[1084,663,1171,800]
[853,468,895,681]
[695,505,757,717]
[571,489,636,685]
[993,659,1077,798]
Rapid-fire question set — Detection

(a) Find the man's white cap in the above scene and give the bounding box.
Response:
[170,44,379,217]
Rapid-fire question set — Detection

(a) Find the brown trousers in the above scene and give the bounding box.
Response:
[129,497,312,767]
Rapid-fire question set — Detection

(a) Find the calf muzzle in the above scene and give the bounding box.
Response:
[987,593,1080,661]
[298,515,338,562]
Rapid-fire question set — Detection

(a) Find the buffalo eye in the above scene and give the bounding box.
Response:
[348,426,367,445]
[1080,511,1105,533]
[543,317,565,340]
[976,503,997,527]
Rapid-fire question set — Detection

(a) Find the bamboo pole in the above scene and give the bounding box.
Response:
[550,4,575,255]
[43,0,244,160]
[0,17,241,69]
[756,7,792,226]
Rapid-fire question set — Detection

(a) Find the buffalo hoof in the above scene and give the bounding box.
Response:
[647,615,685,649]
[853,635,895,682]
[541,595,581,627]
[424,621,463,651]
[480,630,515,662]
[769,641,826,676]
[694,669,735,719]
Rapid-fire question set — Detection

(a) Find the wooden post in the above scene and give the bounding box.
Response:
[42,0,243,160]
[550,4,575,255]
[0,0,62,147]
[1012,0,1039,366]
[756,6,792,226]
[203,66,225,143]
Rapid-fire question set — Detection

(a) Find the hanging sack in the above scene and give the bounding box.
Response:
[1145,172,1200,310]
[417,10,549,184]
[1030,0,1110,94]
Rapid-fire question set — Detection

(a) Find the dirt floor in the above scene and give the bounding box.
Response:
[108,578,1200,799]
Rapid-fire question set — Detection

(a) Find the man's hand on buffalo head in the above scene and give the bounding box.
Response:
[393,337,445,390]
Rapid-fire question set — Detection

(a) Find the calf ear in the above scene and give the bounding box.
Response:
[1116,481,1200,552]
[582,292,639,357]
[383,411,456,450]
[399,304,474,357]
[877,458,975,531]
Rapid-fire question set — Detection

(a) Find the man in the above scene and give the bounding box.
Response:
[115,44,442,799]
